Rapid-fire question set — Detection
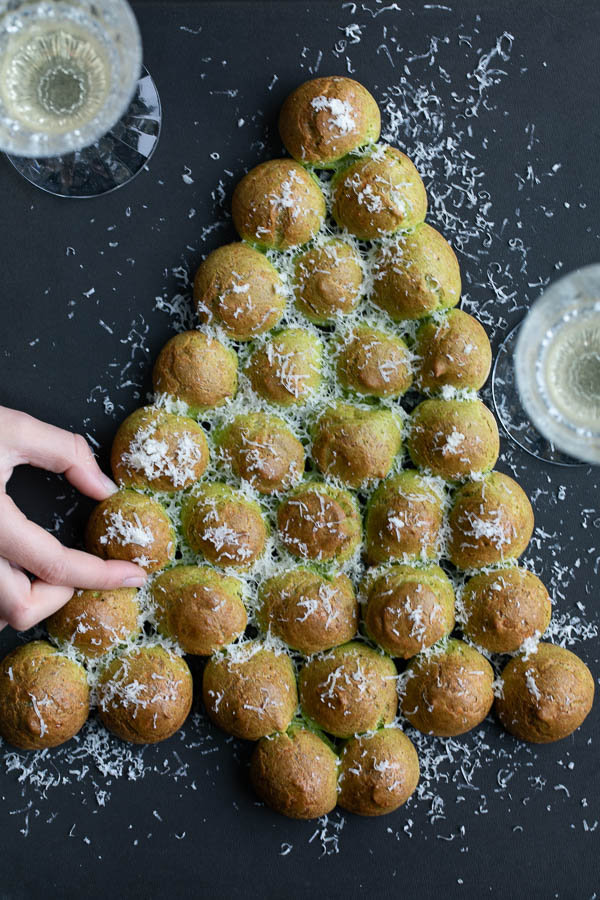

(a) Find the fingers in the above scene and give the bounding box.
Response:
[0,495,146,590]
[0,558,74,631]
[0,407,117,500]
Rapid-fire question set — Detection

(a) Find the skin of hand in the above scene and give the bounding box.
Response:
[0,406,146,633]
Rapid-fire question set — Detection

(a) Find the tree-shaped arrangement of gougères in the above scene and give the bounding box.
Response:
[0,77,594,821]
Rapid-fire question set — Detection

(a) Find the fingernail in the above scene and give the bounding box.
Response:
[101,475,119,495]
[122,575,147,588]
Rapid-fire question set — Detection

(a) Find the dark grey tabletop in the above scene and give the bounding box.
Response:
[1,1,600,898]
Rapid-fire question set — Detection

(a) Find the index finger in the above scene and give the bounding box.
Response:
[0,407,117,500]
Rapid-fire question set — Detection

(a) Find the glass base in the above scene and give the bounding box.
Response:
[5,66,161,198]
[492,322,585,467]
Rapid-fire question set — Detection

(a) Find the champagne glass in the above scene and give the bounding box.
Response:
[0,0,161,197]
[492,264,600,466]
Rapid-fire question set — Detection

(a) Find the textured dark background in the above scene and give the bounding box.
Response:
[1,1,600,898]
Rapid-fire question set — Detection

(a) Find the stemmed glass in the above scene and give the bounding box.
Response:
[492,264,600,466]
[0,0,161,197]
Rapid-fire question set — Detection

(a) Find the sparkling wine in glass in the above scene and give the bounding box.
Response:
[0,0,161,197]
[492,264,600,466]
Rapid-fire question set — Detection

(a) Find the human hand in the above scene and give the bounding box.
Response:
[0,406,146,633]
